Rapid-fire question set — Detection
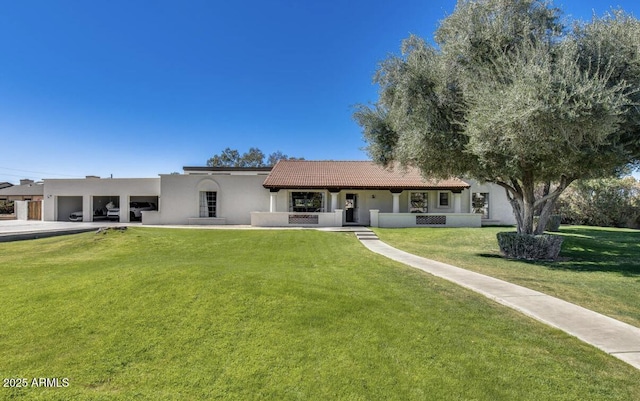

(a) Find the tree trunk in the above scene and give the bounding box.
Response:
[535,199,554,234]
[520,172,536,235]
[500,174,564,235]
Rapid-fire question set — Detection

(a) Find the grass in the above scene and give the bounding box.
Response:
[0,227,639,400]
[373,225,640,328]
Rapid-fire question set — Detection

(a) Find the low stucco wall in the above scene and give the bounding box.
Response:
[251,211,344,227]
[371,210,482,228]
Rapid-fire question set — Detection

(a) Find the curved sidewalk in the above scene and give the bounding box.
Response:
[354,230,640,370]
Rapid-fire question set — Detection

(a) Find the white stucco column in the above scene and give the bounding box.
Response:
[82,195,91,222]
[392,192,401,213]
[453,192,462,213]
[269,192,278,212]
[330,192,339,212]
[370,209,379,227]
[120,195,129,222]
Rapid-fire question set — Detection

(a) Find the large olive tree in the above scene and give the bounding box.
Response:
[355,0,640,235]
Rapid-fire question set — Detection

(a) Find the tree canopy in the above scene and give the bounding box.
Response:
[354,0,640,235]
[206,148,303,168]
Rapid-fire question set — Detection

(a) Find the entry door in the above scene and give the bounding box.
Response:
[345,193,358,223]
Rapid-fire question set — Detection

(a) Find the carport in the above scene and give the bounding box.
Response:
[43,177,161,223]
[92,196,119,221]
[128,195,159,221]
[56,196,82,222]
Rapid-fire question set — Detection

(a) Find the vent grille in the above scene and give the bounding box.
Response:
[416,215,446,225]
[288,214,319,224]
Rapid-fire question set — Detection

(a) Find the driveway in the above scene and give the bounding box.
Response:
[0,220,135,242]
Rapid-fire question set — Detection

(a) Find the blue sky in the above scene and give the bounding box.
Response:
[1,1,639,183]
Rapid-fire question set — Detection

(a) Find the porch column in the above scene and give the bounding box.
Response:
[269,189,279,213]
[391,191,402,213]
[453,190,462,213]
[329,189,340,212]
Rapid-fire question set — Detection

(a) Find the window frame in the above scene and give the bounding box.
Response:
[199,191,217,218]
[472,192,490,219]
[409,192,429,213]
[437,191,451,208]
[289,191,325,213]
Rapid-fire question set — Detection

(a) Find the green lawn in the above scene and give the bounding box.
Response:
[373,225,640,328]
[1,227,639,400]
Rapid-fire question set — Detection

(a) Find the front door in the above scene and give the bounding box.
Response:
[345,193,358,223]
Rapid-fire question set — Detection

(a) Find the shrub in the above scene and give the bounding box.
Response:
[0,201,14,214]
[554,177,640,228]
[497,232,564,261]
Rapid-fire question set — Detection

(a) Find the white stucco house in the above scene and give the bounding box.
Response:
[40,160,516,227]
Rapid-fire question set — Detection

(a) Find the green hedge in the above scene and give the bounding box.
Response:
[497,232,564,261]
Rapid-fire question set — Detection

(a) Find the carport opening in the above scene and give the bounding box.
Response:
[129,196,159,222]
[57,196,83,222]
[92,196,119,221]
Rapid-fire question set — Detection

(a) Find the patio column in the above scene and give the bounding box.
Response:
[329,189,340,212]
[269,189,279,213]
[391,191,402,213]
[453,190,462,213]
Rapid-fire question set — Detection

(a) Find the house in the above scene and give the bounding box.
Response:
[0,179,45,220]
[40,160,516,227]
[0,179,44,202]
[252,161,514,227]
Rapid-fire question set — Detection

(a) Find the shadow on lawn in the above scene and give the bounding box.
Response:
[524,227,639,276]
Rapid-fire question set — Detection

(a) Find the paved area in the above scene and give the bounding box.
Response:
[0,220,136,242]
[354,228,640,370]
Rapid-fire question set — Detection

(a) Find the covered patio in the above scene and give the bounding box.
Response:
[251,161,482,228]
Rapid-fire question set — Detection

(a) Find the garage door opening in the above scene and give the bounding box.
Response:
[92,196,119,221]
[129,196,159,222]
[57,196,83,222]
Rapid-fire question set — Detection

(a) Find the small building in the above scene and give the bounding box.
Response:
[41,160,516,227]
[0,179,44,202]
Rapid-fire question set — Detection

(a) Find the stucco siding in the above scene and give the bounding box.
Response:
[157,174,270,225]
[466,180,517,225]
[43,178,161,222]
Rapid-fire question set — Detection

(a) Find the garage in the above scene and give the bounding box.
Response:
[57,196,82,221]
[42,177,161,223]
[128,196,159,221]
[92,196,119,221]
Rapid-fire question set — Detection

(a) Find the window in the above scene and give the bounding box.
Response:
[438,191,450,208]
[409,192,428,213]
[290,192,324,212]
[472,192,489,219]
[199,191,217,217]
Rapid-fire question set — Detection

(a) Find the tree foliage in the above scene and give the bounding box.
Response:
[354,0,640,235]
[207,148,303,167]
[0,200,14,214]
[554,177,640,228]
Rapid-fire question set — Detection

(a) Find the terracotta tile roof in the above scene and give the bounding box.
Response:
[263,161,470,190]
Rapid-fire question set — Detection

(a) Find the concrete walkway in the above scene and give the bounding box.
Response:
[353,228,640,371]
